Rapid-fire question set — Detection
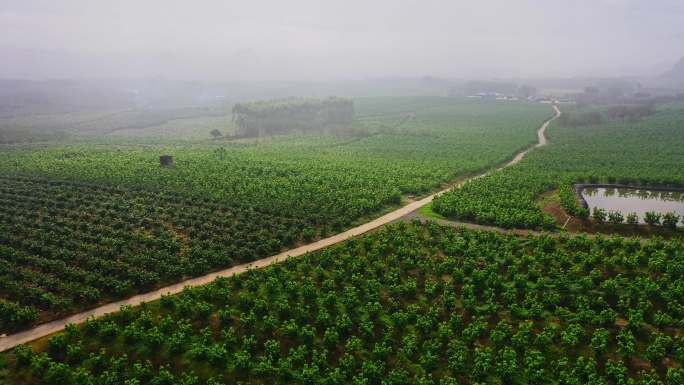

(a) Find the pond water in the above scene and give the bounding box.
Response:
[581,187,684,225]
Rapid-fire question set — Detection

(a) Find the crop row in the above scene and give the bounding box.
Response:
[0,98,552,227]
[590,208,683,227]
[0,175,306,332]
[3,222,683,384]
[433,104,684,229]
[0,99,553,332]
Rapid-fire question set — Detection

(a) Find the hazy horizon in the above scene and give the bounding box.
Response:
[1,0,683,82]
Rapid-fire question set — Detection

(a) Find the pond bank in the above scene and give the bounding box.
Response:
[575,183,684,226]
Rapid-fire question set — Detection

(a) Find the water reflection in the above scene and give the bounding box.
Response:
[581,187,684,225]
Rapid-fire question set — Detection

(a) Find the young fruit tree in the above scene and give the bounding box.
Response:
[608,211,624,225]
[644,211,662,226]
[592,207,607,223]
[626,212,639,225]
[662,212,680,229]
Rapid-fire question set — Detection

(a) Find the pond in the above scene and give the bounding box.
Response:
[580,186,684,225]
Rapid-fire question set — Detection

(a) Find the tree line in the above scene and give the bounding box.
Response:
[232,97,354,137]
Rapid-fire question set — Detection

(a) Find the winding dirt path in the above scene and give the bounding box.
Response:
[0,105,561,352]
[498,104,555,170]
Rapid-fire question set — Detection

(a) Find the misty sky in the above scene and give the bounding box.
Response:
[1,0,683,81]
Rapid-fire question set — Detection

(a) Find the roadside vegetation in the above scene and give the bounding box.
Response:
[3,222,683,384]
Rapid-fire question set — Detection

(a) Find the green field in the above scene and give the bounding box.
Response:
[4,2,684,384]
[0,98,551,227]
[3,222,683,384]
[106,114,238,141]
[0,97,552,332]
[2,95,684,385]
[432,104,684,229]
[0,107,232,144]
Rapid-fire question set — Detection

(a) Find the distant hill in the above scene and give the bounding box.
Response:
[660,56,684,89]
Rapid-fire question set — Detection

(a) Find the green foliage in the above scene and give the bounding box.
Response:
[663,212,681,229]
[4,223,684,384]
[432,170,557,229]
[0,299,38,332]
[644,211,662,226]
[0,126,67,144]
[590,328,610,354]
[0,175,303,331]
[561,323,584,347]
[592,207,607,223]
[560,184,589,218]
[608,211,624,224]
[0,97,551,330]
[232,97,354,137]
[1,106,233,144]
[646,332,673,363]
[434,105,684,229]
[618,328,636,358]
[626,212,639,225]
[558,110,603,127]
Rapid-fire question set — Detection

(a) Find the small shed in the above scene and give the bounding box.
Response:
[160,155,173,167]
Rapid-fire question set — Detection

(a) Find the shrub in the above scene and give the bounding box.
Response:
[0,300,38,332]
[590,328,610,354]
[626,212,639,225]
[47,335,68,361]
[13,344,34,367]
[644,211,662,226]
[608,211,624,225]
[618,329,636,357]
[662,212,680,229]
[43,361,73,384]
[646,333,672,363]
[592,207,607,223]
[561,324,584,347]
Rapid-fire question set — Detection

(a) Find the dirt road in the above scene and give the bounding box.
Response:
[0,105,561,352]
[497,104,556,170]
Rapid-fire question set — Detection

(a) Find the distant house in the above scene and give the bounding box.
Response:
[468,93,521,102]
[467,92,505,99]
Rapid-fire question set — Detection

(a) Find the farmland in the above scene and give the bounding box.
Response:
[5,2,684,384]
[3,222,683,384]
[0,98,551,227]
[106,114,238,141]
[0,175,303,332]
[0,107,232,144]
[432,104,684,230]
[0,97,552,331]
[2,95,683,385]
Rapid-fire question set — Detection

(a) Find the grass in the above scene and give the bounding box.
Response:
[418,202,446,220]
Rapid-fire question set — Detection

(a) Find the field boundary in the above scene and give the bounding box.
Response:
[0,105,561,352]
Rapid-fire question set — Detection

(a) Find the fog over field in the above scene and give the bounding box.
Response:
[2,0,683,81]
[4,2,684,384]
